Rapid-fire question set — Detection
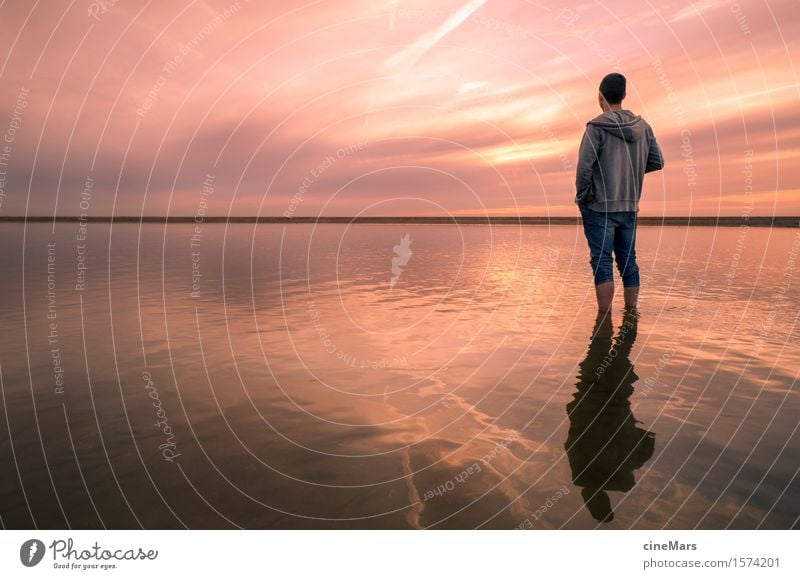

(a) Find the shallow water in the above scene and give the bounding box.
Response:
[0,222,797,529]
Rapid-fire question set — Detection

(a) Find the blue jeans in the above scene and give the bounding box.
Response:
[580,207,640,287]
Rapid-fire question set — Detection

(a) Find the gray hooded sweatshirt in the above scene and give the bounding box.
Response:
[575,109,664,212]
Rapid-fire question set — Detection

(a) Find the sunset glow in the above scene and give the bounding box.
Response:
[0,0,798,217]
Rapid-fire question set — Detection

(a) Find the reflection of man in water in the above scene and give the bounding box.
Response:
[565,310,655,523]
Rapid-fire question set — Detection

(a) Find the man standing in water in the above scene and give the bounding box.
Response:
[576,73,664,312]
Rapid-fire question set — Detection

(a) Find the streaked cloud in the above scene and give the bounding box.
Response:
[667,0,726,23]
[0,0,797,217]
[383,0,488,74]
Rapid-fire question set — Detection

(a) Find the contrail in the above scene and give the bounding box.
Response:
[389,0,399,32]
[383,0,488,74]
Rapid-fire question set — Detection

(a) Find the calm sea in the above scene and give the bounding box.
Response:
[0,222,797,529]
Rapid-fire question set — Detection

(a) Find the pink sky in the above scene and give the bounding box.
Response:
[0,0,798,217]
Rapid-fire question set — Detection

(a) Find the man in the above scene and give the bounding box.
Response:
[576,73,664,312]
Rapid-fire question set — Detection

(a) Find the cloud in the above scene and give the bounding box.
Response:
[0,0,797,217]
[666,0,725,23]
[382,0,488,74]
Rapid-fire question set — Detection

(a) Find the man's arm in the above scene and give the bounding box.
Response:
[645,130,664,173]
[576,125,602,206]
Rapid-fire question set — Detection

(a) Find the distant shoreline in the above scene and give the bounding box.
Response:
[0,216,797,227]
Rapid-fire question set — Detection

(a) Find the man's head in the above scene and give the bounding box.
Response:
[598,72,626,110]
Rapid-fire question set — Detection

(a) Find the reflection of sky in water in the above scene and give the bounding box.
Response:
[0,223,797,529]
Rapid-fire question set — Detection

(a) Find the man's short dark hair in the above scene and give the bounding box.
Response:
[599,73,626,105]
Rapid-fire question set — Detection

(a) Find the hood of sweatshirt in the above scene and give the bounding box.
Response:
[588,109,648,142]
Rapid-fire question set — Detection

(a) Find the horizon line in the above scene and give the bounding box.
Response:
[0,216,798,227]
[0,215,800,228]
